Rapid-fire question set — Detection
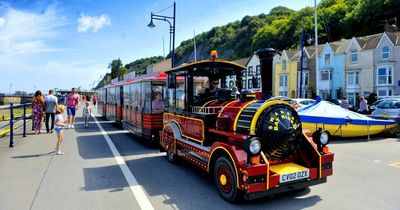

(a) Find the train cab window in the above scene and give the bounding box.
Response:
[151,85,165,113]
[176,81,185,110]
[142,82,152,113]
[166,80,186,110]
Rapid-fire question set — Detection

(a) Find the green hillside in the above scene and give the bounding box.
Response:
[174,0,399,64]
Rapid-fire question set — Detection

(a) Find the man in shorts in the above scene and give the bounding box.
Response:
[66,88,80,128]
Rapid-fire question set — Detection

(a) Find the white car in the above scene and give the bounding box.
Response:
[292,98,316,109]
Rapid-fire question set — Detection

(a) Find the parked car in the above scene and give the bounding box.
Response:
[292,98,316,108]
[370,98,400,123]
[270,96,299,109]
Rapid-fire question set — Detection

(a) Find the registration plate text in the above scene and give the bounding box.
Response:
[280,169,309,183]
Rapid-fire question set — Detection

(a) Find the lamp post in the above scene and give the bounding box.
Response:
[148,2,176,68]
[299,30,312,98]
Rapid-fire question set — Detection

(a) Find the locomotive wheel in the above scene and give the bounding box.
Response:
[166,143,177,163]
[214,157,242,202]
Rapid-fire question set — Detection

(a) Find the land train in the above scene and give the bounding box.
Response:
[98,49,334,202]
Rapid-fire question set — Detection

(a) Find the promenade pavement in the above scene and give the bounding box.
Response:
[0,110,141,210]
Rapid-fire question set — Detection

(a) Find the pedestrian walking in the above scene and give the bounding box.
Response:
[44,89,58,133]
[66,88,80,128]
[32,90,44,135]
[358,96,369,114]
[82,101,92,128]
[92,94,98,106]
[54,105,66,155]
[340,97,350,109]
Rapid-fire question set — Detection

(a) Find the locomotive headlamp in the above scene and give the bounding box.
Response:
[312,128,330,153]
[243,137,261,155]
[249,139,261,154]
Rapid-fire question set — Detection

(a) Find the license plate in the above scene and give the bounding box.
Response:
[270,163,310,183]
[279,169,309,183]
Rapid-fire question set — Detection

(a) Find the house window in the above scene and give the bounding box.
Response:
[279,91,288,97]
[248,79,252,89]
[248,66,253,76]
[351,50,357,62]
[347,92,358,106]
[298,72,309,86]
[282,60,287,70]
[242,80,246,89]
[279,74,288,88]
[347,71,359,85]
[229,81,234,88]
[382,46,390,60]
[256,65,260,75]
[325,54,331,65]
[257,78,261,88]
[302,56,308,68]
[377,67,393,85]
[320,70,331,81]
[242,69,247,77]
[377,89,392,98]
[304,72,309,86]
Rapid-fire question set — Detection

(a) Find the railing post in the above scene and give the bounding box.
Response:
[9,103,14,147]
[23,103,27,137]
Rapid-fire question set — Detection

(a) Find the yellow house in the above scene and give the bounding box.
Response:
[274,50,299,98]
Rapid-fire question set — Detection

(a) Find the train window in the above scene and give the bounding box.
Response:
[166,88,175,109]
[168,74,177,88]
[131,83,140,110]
[142,82,152,113]
[123,85,130,105]
[151,85,164,113]
[176,80,185,110]
[194,76,208,96]
[116,87,121,105]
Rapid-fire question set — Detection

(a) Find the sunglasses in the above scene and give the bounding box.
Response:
[212,82,219,85]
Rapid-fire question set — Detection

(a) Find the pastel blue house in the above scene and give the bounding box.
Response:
[317,40,348,99]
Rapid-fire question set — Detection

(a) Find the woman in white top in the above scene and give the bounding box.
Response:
[54,105,66,155]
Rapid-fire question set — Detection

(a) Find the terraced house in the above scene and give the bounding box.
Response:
[344,34,380,105]
[374,32,400,98]
[317,40,348,100]
[274,50,299,98]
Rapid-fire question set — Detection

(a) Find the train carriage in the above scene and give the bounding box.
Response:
[121,72,167,141]
[159,49,334,202]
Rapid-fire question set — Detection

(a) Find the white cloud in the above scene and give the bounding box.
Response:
[0,5,66,55]
[0,17,5,28]
[77,14,111,33]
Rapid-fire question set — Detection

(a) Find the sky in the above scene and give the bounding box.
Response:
[0,0,312,94]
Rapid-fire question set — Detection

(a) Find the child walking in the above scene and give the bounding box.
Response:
[54,105,66,155]
[83,101,92,128]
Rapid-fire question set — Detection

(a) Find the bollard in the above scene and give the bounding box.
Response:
[9,103,14,147]
[23,103,26,137]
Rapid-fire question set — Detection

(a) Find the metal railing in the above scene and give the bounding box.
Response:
[0,103,31,147]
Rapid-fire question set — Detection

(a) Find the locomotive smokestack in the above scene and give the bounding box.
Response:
[255,48,278,100]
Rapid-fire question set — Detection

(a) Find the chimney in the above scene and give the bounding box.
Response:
[255,48,278,99]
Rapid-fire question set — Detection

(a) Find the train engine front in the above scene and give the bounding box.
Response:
[208,49,334,202]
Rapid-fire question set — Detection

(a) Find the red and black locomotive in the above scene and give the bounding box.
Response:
[159,49,334,202]
[98,49,334,202]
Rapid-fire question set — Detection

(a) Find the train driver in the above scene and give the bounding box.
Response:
[197,78,220,100]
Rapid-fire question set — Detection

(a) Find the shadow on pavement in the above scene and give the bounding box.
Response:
[81,164,128,192]
[11,151,54,158]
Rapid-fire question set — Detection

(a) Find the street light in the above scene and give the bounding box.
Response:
[148,2,176,68]
[299,30,312,98]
